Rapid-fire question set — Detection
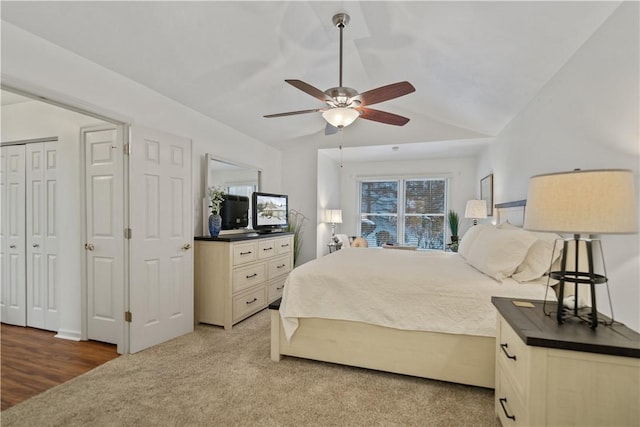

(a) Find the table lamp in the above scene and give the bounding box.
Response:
[327,209,343,237]
[524,169,637,329]
[465,200,487,226]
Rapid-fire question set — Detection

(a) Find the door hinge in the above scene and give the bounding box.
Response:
[125,311,132,322]
[124,143,131,155]
[124,228,132,239]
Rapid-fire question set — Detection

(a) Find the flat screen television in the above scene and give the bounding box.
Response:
[220,195,249,230]
[252,192,288,233]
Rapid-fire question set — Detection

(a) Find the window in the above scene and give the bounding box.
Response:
[359,178,447,250]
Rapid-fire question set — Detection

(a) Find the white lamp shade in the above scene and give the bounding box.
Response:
[322,108,359,128]
[524,169,638,234]
[327,209,343,224]
[464,200,487,219]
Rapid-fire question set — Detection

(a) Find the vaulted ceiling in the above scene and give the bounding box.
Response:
[1,1,621,154]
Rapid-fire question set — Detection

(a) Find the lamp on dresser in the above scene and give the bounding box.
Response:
[524,169,638,329]
[464,199,487,226]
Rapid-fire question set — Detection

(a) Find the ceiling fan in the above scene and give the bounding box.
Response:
[264,13,416,135]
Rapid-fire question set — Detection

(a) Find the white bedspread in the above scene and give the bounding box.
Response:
[279,248,554,341]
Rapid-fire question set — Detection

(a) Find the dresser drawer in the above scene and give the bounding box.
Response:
[258,239,276,259]
[232,263,266,293]
[268,255,291,279]
[275,236,292,255]
[232,286,266,322]
[267,276,287,303]
[496,367,528,426]
[233,242,257,266]
[497,318,529,398]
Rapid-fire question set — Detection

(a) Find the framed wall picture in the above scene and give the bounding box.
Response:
[480,174,494,217]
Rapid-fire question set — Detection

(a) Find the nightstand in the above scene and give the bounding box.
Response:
[327,242,342,253]
[492,297,639,426]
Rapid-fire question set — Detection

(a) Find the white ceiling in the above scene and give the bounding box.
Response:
[1,1,621,157]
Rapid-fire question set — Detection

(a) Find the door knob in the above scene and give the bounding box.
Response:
[33,243,40,248]
[85,243,95,251]
[9,244,16,249]
[182,243,192,250]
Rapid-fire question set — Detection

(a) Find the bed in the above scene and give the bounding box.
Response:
[270,201,561,388]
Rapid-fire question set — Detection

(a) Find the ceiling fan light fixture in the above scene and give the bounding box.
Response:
[322,107,359,128]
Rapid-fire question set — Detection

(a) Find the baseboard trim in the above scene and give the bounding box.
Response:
[55,329,82,341]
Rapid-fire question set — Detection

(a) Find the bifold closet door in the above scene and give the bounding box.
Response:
[26,142,59,331]
[0,145,27,326]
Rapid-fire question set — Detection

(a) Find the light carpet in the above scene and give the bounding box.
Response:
[1,309,498,426]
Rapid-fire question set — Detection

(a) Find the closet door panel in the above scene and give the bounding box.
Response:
[43,142,58,330]
[27,144,45,328]
[26,142,58,331]
[1,145,27,326]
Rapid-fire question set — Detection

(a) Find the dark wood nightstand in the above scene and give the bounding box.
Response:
[492,297,639,426]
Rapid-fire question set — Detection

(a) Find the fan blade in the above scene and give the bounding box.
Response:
[356,107,410,126]
[353,81,415,107]
[264,109,322,118]
[285,80,334,104]
[325,123,340,136]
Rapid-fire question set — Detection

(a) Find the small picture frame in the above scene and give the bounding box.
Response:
[481,174,494,217]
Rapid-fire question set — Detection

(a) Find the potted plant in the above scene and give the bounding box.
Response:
[447,210,460,251]
[286,209,307,266]
[208,186,225,237]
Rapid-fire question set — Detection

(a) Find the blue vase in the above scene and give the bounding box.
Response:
[209,214,222,237]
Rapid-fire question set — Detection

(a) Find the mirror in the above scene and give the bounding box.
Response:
[203,154,261,235]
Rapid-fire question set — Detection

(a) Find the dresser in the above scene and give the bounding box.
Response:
[492,297,640,427]
[195,232,293,330]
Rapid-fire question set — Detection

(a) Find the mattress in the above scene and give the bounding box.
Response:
[279,248,553,341]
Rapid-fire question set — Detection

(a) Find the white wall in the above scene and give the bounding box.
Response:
[1,23,284,237]
[2,23,285,337]
[477,1,639,331]
[317,151,342,257]
[281,144,318,266]
[339,156,479,241]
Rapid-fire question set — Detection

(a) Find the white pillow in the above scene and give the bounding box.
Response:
[464,227,537,281]
[334,234,350,248]
[497,222,519,230]
[458,224,492,259]
[512,231,563,282]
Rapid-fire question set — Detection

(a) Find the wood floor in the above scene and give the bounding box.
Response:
[1,323,119,411]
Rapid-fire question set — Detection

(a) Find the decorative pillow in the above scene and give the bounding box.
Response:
[334,234,351,248]
[458,224,493,259]
[512,231,563,282]
[351,237,368,248]
[464,227,537,281]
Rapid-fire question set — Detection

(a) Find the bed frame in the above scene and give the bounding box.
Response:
[269,201,527,389]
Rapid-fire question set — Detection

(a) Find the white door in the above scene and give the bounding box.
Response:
[84,126,124,344]
[26,142,59,331]
[1,145,27,326]
[129,126,193,353]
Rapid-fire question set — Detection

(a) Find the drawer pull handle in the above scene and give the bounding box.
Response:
[499,398,516,421]
[246,298,258,305]
[276,285,284,290]
[500,343,517,361]
[240,251,252,255]
[281,244,289,247]
[246,273,258,279]
[277,264,286,269]
[263,247,273,251]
